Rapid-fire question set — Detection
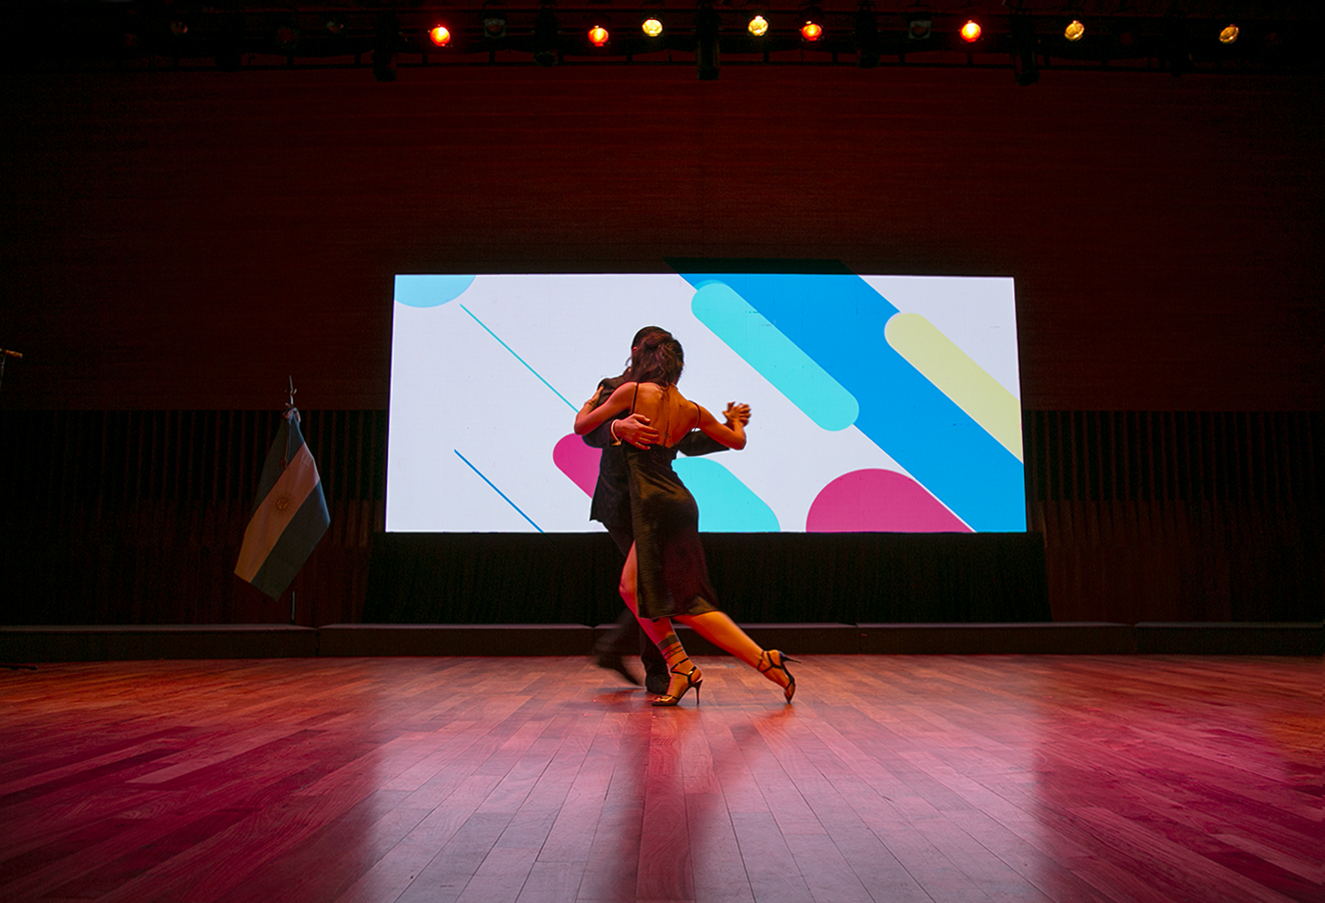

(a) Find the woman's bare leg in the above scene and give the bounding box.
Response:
[621,548,793,701]
[677,611,796,699]
[675,611,763,668]
[620,543,689,670]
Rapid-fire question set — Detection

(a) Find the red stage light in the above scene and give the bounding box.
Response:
[429,25,452,46]
[801,21,823,42]
[960,20,982,43]
[588,24,610,46]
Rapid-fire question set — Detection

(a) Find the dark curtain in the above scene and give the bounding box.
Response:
[361,532,1051,625]
[0,409,1317,626]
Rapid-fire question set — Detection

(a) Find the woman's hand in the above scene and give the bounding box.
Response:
[723,402,751,427]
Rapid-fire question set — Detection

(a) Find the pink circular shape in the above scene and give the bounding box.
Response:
[806,469,972,533]
[553,434,601,497]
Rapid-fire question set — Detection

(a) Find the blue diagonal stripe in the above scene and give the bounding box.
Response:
[678,272,1026,532]
[454,450,543,532]
[460,304,576,410]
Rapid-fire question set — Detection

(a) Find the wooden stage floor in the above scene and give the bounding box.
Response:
[0,655,1318,903]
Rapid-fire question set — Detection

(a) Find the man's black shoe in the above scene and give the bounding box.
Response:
[596,653,641,686]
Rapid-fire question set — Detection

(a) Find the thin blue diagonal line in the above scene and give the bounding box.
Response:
[454,449,543,532]
[459,304,576,410]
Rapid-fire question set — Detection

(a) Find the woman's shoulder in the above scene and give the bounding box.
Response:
[634,381,668,400]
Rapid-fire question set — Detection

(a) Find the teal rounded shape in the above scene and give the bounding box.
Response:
[691,282,859,431]
[674,458,780,532]
[395,275,477,308]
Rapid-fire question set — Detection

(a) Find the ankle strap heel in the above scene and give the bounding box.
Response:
[757,650,799,703]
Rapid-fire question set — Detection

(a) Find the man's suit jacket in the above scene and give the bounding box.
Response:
[582,377,725,529]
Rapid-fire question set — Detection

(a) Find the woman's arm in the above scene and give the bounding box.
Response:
[696,404,746,450]
[574,381,637,435]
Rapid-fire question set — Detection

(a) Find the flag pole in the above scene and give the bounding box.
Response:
[234,376,329,607]
[287,376,298,626]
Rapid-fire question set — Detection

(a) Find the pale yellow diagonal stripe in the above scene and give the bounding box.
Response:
[884,312,1023,462]
[235,443,321,582]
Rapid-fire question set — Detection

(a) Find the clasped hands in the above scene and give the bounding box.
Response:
[613,402,751,449]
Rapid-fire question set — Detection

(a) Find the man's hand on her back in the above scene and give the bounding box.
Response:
[615,413,659,448]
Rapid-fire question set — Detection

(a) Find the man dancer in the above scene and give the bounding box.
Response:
[582,327,745,693]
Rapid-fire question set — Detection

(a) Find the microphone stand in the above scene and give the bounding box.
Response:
[0,348,20,395]
[0,348,35,669]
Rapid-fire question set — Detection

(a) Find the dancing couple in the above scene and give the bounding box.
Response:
[575,328,798,705]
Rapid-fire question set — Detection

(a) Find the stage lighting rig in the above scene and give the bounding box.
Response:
[640,0,665,38]
[799,3,825,43]
[746,8,770,38]
[906,3,932,41]
[1164,12,1192,75]
[534,2,560,66]
[696,0,720,80]
[214,12,244,71]
[482,1,508,39]
[373,12,400,81]
[855,1,880,68]
[274,19,301,53]
[24,3,1311,79]
[1011,11,1039,85]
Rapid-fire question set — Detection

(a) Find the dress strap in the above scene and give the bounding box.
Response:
[630,382,640,414]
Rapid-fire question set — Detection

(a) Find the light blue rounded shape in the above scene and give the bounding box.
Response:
[692,282,859,431]
[395,274,477,308]
[674,458,780,532]
[680,271,1026,532]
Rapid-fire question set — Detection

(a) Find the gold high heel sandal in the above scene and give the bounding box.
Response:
[651,661,703,707]
[757,650,799,703]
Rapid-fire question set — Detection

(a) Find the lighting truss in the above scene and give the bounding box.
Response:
[19,4,1316,77]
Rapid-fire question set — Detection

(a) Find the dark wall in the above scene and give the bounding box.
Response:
[3,65,1320,410]
[1,65,1320,625]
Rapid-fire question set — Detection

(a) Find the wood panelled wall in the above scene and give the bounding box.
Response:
[0,408,1317,626]
[1,65,1320,625]
[1,66,1319,411]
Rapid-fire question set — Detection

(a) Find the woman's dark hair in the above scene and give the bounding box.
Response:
[628,330,684,387]
[631,325,668,347]
[610,326,670,384]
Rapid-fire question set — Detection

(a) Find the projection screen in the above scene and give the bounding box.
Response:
[386,271,1025,534]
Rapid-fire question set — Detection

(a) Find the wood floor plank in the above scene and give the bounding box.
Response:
[638,711,694,903]
[0,655,1317,903]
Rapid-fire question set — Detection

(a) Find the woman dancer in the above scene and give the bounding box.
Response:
[575,332,798,705]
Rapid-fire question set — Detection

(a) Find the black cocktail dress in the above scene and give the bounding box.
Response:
[623,388,720,620]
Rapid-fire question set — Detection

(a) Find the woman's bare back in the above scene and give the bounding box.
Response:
[632,383,700,448]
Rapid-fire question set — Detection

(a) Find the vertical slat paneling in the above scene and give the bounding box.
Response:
[0,409,387,626]
[0,407,1316,626]
[1026,409,1321,623]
